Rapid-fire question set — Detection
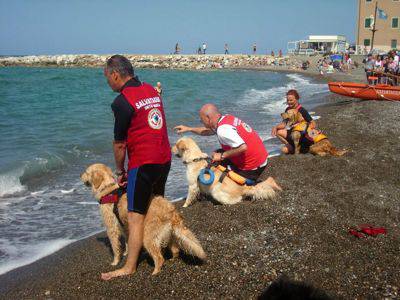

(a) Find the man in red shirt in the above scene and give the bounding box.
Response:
[102,55,171,280]
[175,104,280,189]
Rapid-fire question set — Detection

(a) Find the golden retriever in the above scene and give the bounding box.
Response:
[80,163,206,275]
[281,109,347,156]
[172,137,280,207]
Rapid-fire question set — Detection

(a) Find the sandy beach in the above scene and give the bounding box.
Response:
[0,67,399,299]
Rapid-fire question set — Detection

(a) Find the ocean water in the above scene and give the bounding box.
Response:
[0,67,328,275]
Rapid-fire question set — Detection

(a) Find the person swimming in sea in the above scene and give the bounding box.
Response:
[154,82,163,96]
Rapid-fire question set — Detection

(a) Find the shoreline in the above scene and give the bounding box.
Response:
[1,69,398,299]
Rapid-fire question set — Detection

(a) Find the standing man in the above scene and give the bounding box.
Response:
[102,55,171,280]
[202,42,207,55]
[174,104,280,189]
[252,43,257,54]
[224,43,229,55]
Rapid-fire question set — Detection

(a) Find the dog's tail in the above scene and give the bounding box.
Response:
[172,213,206,260]
[329,147,347,157]
[243,179,277,200]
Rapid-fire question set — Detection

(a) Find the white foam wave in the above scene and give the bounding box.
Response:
[0,239,75,275]
[171,196,185,203]
[0,169,27,198]
[312,115,321,120]
[77,201,98,205]
[240,73,328,116]
[61,188,75,194]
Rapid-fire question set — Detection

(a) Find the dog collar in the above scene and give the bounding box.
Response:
[183,157,210,165]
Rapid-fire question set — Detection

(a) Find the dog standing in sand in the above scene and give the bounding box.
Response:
[281,109,347,157]
[81,163,206,275]
[172,137,280,207]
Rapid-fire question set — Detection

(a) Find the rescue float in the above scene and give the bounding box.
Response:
[328,82,400,101]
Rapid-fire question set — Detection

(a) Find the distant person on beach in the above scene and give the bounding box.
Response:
[174,43,181,54]
[271,89,315,154]
[224,43,229,55]
[279,49,282,57]
[202,42,207,54]
[197,46,202,55]
[364,54,375,84]
[102,55,171,280]
[174,104,280,189]
[253,43,257,54]
[154,82,163,96]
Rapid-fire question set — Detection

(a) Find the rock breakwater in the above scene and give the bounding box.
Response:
[0,54,292,69]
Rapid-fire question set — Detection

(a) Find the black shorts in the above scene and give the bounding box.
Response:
[127,162,171,214]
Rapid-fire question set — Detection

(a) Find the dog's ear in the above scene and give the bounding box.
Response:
[91,170,104,189]
[176,140,187,152]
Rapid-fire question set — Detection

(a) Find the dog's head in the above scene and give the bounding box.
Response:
[81,163,119,200]
[281,109,305,128]
[172,137,207,163]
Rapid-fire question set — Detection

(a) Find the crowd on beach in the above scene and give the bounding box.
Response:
[363,50,400,85]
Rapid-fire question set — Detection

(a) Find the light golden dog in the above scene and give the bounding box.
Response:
[81,163,206,275]
[172,137,280,207]
[281,109,347,156]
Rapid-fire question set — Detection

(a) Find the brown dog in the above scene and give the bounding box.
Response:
[81,163,206,275]
[281,109,346,156]
[172,137,280,207]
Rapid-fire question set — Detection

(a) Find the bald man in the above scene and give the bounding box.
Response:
[175,104,280,187]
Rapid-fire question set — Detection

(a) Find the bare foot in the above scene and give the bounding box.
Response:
[101,268,134,281]
[266,177,282,191]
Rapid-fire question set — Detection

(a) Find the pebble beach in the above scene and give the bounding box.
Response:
[0,58,399,299]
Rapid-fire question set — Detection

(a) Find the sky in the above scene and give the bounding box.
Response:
[0,0,357,55]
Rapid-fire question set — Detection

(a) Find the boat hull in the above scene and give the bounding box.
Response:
[328,82,400,101]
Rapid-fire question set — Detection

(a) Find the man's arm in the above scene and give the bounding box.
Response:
[212,144,247,162]
[113,141,127,173]
[174,125,215,136]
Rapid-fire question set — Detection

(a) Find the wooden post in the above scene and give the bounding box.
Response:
[370,1,378,52]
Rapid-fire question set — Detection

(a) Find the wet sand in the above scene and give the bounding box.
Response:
[1,70,399,299]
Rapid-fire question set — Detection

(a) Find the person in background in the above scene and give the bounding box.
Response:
[364,54,375,84]
[154,82,163,96]
[202,42,207,55]
[224,43,229,55]
[253,43,257,54]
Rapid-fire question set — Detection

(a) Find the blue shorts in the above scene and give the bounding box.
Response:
[127,162,170,214]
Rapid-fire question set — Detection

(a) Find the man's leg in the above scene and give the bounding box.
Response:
[101,212,145,280]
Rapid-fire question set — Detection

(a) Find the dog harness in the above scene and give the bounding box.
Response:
[121,82,171,170]
[291,121,327,144]
[99,187,126,227]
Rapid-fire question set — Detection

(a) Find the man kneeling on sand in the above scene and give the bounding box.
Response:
[175,103,280,189]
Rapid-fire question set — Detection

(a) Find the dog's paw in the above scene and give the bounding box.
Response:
[111,259,120,266]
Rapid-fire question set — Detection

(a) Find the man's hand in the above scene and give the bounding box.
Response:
[116,170,128,188]
[174,125,191,134]
[212,152,223,162]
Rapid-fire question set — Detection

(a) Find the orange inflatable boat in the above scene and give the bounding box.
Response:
[328,82,400,101]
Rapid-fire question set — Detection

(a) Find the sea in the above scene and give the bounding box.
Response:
[0,67,329,275]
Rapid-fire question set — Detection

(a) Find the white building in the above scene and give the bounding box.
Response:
[288,35,347,55]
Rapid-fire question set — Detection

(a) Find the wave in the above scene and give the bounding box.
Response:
[0,169,27,198]
[0,238,75,275]
[240,73,328,116]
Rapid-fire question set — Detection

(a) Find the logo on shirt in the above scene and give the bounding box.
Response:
[242,122,252,133]
[148,108,163,129]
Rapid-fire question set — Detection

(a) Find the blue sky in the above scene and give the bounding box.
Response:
[0,0,357,55]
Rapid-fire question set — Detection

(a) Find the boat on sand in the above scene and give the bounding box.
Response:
[328,82,400,101]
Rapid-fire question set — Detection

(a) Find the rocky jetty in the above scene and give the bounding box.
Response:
[0,54,292,69]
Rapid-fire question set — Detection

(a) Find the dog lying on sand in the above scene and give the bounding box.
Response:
[172,137,281,207]
[81,163,206,275]
[281,109,347,156]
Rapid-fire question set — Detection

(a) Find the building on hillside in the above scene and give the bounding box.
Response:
[357,0,400,53]
[287,35,347,55]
